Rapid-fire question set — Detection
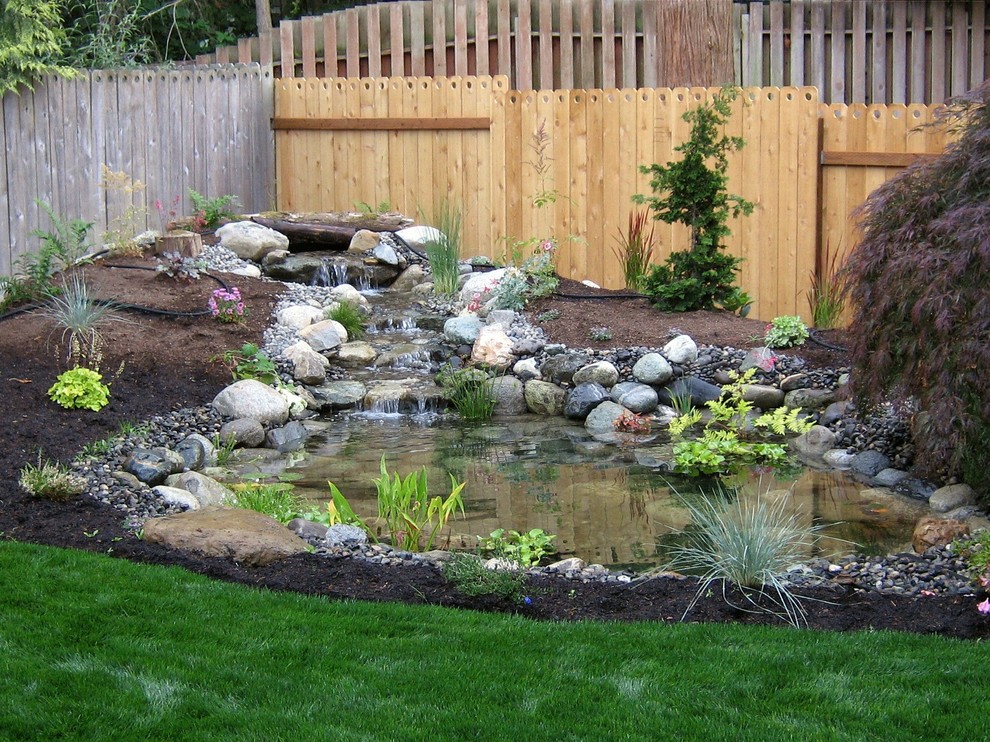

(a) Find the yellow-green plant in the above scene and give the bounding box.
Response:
[479,528,557,567]
[47,367,110,411]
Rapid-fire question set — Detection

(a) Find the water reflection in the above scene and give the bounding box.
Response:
[285,412,926,571]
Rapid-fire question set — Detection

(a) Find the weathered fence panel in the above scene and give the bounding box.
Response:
[203,0,988,104]
[0,65,275,278]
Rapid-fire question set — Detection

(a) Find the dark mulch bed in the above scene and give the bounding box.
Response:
[1,259,986,638]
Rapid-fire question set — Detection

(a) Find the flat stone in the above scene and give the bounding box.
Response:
[928,484,976,514]
[164,471,232,507]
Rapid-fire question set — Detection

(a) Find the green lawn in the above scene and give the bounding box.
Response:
[1,541,987,741]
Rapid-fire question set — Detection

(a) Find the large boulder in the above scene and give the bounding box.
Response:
[276,304,324,331]
[791,425,836,459]
[141,508,310,566]
[610,382,659,414]
[282,340,330,385]
[564,382,609,420]
[213,380,290,426]
[471,325,514,368]
[335,341,377,367]
[444,315,485,345]
[491,376,527,415]
[912,516,970,553]
[658,376,722,407]
[298,319,348,352]
[164,471,231,507]
[459,268,507,305]
[632,353,673,385]
[524,380,567,416]
[390,265,427,292]
[928,484,976,514]
[741,384,785,409]
[573,361,619,388]
[216,221,289,262]
[540,352,592,386]
[662,335,698,365]
[123,447,185,486]
[585,401,627,435]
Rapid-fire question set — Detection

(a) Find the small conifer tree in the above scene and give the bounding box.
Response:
[0,0,76,95]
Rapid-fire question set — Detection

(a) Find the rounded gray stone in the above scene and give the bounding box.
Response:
[632,353,673,385]
[610,381,659,414]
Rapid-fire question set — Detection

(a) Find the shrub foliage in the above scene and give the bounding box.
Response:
[840,81,990,491]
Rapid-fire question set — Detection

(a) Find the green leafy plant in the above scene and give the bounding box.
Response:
[354,199,393,215]
[764,316,809,348]
[479,528,557,567]
[37,272,131,369]
[18,454,86,501]
[326,456,466,552]
[214,343,279,385]
[442,552,528,602]
[224,482,303,525]
[588,326,613,342]
[807,239,845,329]
[439,365,497,421]
[668,368,813,476]
[423,200,463,296]
[662,483,829,627]
[0,0,78,94]
[187,188,239,230]
[155,251,206,281]
[326,301,366,340]
[211,433,239,466]
[634,87,754,312]
[612,208,657,291]
[720,287,754,316]
[47,367,110,411]
[955,532,990,591]
[536,309,561,322]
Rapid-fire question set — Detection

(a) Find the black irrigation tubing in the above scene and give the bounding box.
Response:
[808,328,849,352]
[0,264,234,323]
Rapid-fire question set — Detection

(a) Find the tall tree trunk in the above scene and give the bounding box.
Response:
[255,0,272,37]
[656,0,734,87]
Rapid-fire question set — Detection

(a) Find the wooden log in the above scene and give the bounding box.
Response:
[251,211,414,250]
[155,230,203,258]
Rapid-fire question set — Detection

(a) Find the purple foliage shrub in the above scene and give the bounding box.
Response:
[841,81,990,495]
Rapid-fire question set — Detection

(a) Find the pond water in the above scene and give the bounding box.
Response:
[281,410,927,572]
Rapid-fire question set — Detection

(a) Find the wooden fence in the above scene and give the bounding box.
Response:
[202,0,989,104]
[274,76,951,323]
[0,65,275,278]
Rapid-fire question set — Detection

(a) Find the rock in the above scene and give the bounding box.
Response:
[739,347,777,372]
[335,341,377,367]
[610,382,659,414]
[218,418,266,448]
[564,382,609,420]
[783,388,836,410]
[164,471,232,507]
[487,309,517,327]
[265,420,309,452]
[585,400,627,435]
[632,353,673,385]
[491,376,527,415]
[459,268,507,305]
[371,242,400,266]
[779,373,810,392]
[395,225,443,251]
[823,448,856,469]
[819,400,852,427]
[287,518,329,541]
[912,516,969,553]
[547,557,586,572]
[282,340,330,385]
[524,380,567,416]
[444,315,485,345]
[329,284,369,308]
[213,380,291,426]
[513,358,541,381]
[928,484,976,514]
[894,477,938,501]
[228,264,263,279]
[741,384,785,409]
[348,229,380,252]
[792,425,836,458]
[312,380,367,409]
[658,376,722,407]
[390,265,427,291]
[471,325,515,368]
[298,319,348,351]
[175,433,216,471]
[216,221,289,262]
[325,523,368,547]
[873,468,911,487]
[276,304,325,330]
[151,485,201,511]
[662,334,698,365]
[511,338,543,357]
[141,508,310,567]
[124,447,185,486]
[573,361,619,388]
[540,352,592,386]
[278,386,311,420]
[850,450,890,477]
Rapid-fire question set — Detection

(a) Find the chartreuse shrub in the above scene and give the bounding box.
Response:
[763,315,809,348]
[47,367,110,411]
[634,87,754,312]
[840,80,990,497]
[669,368,814,476]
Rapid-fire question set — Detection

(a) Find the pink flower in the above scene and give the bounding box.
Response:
[978,598,990,615]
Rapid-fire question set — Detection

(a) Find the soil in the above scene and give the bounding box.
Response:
[1,258,986,639]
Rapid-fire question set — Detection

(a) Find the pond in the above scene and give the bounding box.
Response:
[278,410,927,572]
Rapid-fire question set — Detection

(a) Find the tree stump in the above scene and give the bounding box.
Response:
[155,230,203,258]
